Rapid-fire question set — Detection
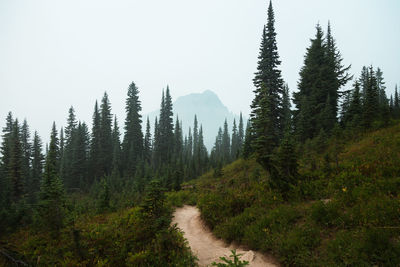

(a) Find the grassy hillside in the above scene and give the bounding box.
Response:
[168,124,400,266]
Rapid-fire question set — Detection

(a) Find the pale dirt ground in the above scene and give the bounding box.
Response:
[172,205,278,267]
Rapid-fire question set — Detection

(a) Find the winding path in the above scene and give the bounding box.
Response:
[172,205,278,267]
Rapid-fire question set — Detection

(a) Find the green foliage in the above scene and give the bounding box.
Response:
[211,250,249,267]
[188,123,400,266]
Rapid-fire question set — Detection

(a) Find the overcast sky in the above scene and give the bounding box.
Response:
[1,0,399,142]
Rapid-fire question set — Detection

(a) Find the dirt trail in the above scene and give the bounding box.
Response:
[172,205,278,267]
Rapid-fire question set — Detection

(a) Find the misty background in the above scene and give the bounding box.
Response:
[1,0,399,146]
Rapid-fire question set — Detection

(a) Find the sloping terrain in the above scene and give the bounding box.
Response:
[168,124,400,266]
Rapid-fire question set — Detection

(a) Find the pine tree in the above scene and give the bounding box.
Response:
[222,119,230,164]
[173,116,183,161]
[325,21,352,122]
[231,119,239,160]
[293,23,350,141]
[242,120,253,159]
[123,82,143,177]
[197,125,207,174]
[153,116,160,167]
[193,115,199,158]
[62,106,77,188]
[9,119,24,202]
[346,81,363,128]
[211,127,223,164]
[0,112,14,207]
[282,83,291,132]
[394,85,399,118]
[143,117,152,165]
[20,119,31,196]
[157,87,174,166]
[238,113,244,155]
[31,131,44,201]
[90,101,102,183]
[100,92,113,176]
[250,1,284,169]
[38,122,65,234]
[272,133,298,194]
[362,66,380,128]
[72,122,90,188]
[111,116,122,177]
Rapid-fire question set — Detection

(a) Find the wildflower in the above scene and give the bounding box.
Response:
[342,187,347,192]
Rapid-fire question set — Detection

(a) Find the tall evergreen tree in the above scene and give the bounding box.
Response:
[394,85,399,118]
[143,117,152,165]
[100,92,113,176]
[38,122,65,234]
[31,131,44,200]
[21,119,31,194]
[123,82,143,177]
[221,119,230,164]
[72,122,90,188]
[62,106,77,188]
[174,116,183,161]
[193,115,199,158]
[157,87,174,165]
[242,120,253,159]
[231,119,239,159]
[325,21,352,122]
[238,113,244,154]
[111,116,122,177]
[0,112,14,207]
[250,1,284,169]
[293,23,351,140]
[9,119,23,202]
[90,101,102,183]
[282,83,291,132]
[362,66,380,127]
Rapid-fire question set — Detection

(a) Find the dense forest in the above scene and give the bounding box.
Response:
[1,1,399,266]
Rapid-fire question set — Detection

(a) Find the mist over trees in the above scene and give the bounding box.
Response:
[0,2,398,264]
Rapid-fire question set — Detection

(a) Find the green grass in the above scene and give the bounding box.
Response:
[168,124,400,266]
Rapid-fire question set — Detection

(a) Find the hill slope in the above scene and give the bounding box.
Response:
[168,124,400,266]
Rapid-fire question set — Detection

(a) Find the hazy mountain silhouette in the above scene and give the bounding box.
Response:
[145,90,244,151]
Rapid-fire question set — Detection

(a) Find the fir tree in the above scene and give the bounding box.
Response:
[282,83,291,132]
[62,106,77,188]
[111,116,122,177]
[250,1,284,169]
[394,85,399,118]
[173,116,183,161]
[90,101,102,183]
[242,120,253,159]
[20,119,31,195]
[143,117,152,165]
[157,87,174,165]
[231,119,239,160]
[123,82,143,176]
[31,131,44,200]
[238,113,244,154]
[72,122,90,188]
[9,119,24,202]
[0,113,14,207]
[362,66,380,127]
[38,122,65,234]
[293,23,350,140]
[193,115,199,158]
[222,119,230,164]
[100,92,113,176]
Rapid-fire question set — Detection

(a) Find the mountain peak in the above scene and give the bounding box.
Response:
[146,90,244,151]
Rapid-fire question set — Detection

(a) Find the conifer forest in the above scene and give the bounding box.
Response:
[1,1,400,266]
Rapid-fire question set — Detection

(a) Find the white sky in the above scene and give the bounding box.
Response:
[1,0,399,142]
